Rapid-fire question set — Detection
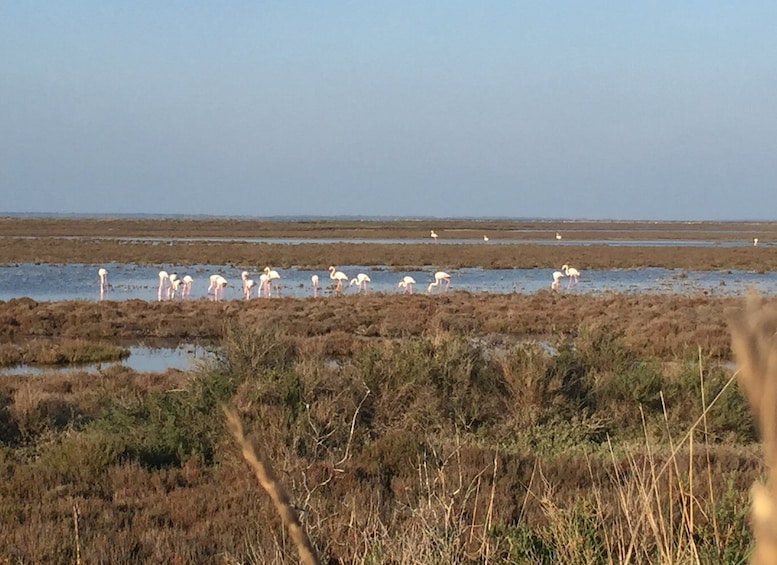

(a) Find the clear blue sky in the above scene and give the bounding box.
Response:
[1,2,775,220]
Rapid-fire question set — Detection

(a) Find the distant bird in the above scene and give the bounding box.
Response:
[264,267,281,296]
[169,274,182,299]
[168,273,179,300]
[551,270,564,291]
[561,264,580,287]
[430,230,439,242]
[258,273,270,297]
[97,268,108,296]
[208,274,228,301]
[427,271,451,293]
[556,232,562,241]
[158,270,170,301]
[182,275,193,298]
[398,276,416,294]
[311,274,320,297]
[328,266,349,292]
[349,273,371,292]
[754,237,759,246]
[483,235,489,242]
[241,271,255,300]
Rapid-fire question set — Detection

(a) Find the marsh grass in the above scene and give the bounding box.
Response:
[0,313,764,563]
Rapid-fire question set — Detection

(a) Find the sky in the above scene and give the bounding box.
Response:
[1,2,775,220]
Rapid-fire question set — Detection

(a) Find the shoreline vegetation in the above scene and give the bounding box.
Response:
[0,217,774,563]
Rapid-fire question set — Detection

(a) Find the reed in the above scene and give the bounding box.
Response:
[730,292,777,564]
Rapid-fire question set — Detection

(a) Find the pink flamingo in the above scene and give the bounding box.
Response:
[551,270,564,291]
[328,266,349,292]
[561,264,580,288]
[182,275,193,298]
[311,274,320,297]
[241,271,256,300]
[168,273,179,300]
[158,270,170,301]
[430,230,439,242]
[398,276,416,294]
[349,273,371,292]
[263,267,281,297]
[208,274,228,301]
[98,268,108,299]
[427,271,451,293]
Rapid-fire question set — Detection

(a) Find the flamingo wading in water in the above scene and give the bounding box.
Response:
[398,276,416,294]
[551,271,564,291]
[241,271,255,300]
[311,274,320,297]
[158,270,170,301]
[263,267,281,297]
[561,264,580,288]
[208,274,228,301]
[98,268,108,297]
[328,266,349,292]
[427,271,451,293]
[349,273,371,292]
[182,275,193,298]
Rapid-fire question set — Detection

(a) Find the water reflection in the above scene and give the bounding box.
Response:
[0,344,214,376]
[0,263,774,302]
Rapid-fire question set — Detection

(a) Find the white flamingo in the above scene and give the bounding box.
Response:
[427,271,451,293]
[349,273,371,292]
[182,275,193,298]
[264,267,281,296]
[158,270,170,301]
[556,232,562,241]
[551,270,564,291]
[754,237,759,246]
[430,230,438,242]
[208,274,228,301]
[168,273,179,300]
[241,271,255,300]
[398,276,416,294]
[561,264,580,287]
[258,273,270,297]
[328,266,349,292]
[311,274,320,297]
[483,235,489,242]
[97,268,108,297]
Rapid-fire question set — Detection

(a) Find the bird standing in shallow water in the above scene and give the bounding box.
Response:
[398,276,416,294]
[98,268,108,299]
[158,271,170,301]
[350,273,371,292]
[427,271,451,293]
[561,264,580,288]
[311,274,319,297]
[328,266,349,292]
[551,271,564,291]
[430,230,438,242]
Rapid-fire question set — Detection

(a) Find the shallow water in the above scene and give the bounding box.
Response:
[0,344,214,376]
[0,263,774,301]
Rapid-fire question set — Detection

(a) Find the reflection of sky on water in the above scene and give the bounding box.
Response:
[0,344,214,376]
[0,263,774,301]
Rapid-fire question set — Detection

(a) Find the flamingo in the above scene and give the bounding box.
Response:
[182,275,193,298]
[168,273,179,300]
[207,274,228,301]
[561,264,580,288]
[556,232,562,241]
[430,230,438,242]
[483,235,489,242]
[241,271,255,300]
[398,276,416,294]
[258,273,270,297]
[349,273,371,292]
[169,274,182,299]
[551,270,564,291]
[158,270,170,301]
[328,266,349,292]
[264,267,281,297]
[311,274,320,297]
[754,237,759,246]
[97,268,108,297]
[427,271,451,293]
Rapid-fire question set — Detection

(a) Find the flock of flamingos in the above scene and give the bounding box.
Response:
[94,230,581,300]
[96,263,582,301]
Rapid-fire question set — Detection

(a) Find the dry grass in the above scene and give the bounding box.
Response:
[730,292,777,564]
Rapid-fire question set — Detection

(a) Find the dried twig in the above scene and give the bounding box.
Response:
[223,405,320,565]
